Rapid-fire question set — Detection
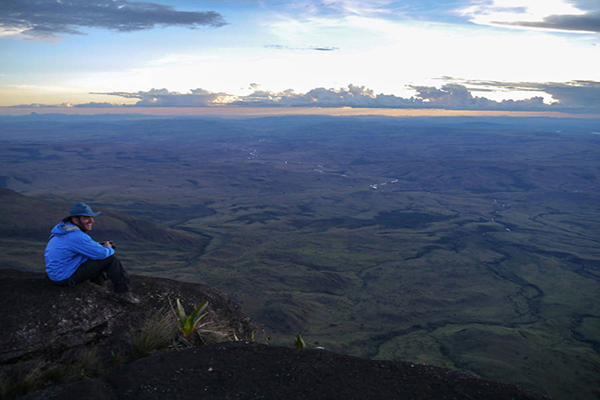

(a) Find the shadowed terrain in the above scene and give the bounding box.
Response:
[24,342,550,400]
[0,114,598,399]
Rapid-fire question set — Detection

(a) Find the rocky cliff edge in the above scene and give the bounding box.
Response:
[0,270,549,400]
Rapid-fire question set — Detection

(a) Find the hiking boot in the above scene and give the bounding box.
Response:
[115,292,140,305]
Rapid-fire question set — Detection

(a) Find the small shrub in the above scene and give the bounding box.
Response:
[171,299,209,339]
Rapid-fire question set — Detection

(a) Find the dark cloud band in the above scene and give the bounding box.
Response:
[498,10,600,33]
[0,0,226,38]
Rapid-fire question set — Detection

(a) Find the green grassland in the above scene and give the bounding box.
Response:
[0,116,598,399]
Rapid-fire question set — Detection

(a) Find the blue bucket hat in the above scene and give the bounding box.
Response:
[66,202,101,219]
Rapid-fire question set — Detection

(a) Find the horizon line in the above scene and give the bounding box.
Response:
[1,107,600,119]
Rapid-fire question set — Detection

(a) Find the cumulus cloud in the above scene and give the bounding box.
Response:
[408,84,546,110]
[542,81,600,108]
[93,88,235,106]
[0,0,226,39]
[91,84,551,111]
[237,84,547,110]
[225,84,415,108]
[14,81,599,113]
[452,79,600,110]
[94,85,412,108]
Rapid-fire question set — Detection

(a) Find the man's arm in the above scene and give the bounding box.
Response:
[70,232,115,260]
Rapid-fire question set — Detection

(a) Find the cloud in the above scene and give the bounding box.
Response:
[500,10,600,33]
[541,81,600,108]
[92,88,236,107]
[93,85,411,108]
[236,84,550,111]
[265,44,339,51]
[407,84,546,110]
[0,0,226,39]
[245,85,376,106]
[12,81,600,113]
[8,101,118,108]
[460,0,600,33]
[73,102,119,108]
[311,46,339,51]
[92,84,545,111]
[451,79,600,110]
[311,0,398,18]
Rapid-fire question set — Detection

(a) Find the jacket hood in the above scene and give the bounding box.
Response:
[51,222,81,237]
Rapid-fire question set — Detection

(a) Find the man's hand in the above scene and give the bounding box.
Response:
[100,241,115,249]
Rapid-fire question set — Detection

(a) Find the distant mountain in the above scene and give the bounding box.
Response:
[2,113,599,133]
[0,188,205,249]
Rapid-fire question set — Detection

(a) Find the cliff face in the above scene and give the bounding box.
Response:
[1,269,549,400]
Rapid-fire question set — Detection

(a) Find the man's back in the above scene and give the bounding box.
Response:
[45,221,114,281]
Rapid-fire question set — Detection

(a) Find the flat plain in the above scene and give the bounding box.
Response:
[1,114,599,399]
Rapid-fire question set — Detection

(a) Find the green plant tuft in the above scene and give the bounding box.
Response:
[294,332,308,349]
[171,299,209,339]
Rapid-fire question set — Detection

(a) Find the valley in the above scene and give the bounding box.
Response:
[0,114,599,399]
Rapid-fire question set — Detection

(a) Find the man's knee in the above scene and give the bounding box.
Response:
[103,254,124,267]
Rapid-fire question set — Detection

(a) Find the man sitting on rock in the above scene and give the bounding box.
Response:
[45,202,139,304]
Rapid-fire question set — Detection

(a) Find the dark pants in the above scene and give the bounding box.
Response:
[55,255,131,294]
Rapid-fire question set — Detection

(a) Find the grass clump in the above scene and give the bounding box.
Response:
[132,299,238,357]
[0,348,100,399]
[0,366,42,399]
[130,307,178,359]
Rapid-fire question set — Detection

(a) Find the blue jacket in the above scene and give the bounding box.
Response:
[45,222,115,281]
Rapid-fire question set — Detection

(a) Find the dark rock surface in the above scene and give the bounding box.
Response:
[0,269,253,371]
[1,269,550,400]
[25,342,550,400]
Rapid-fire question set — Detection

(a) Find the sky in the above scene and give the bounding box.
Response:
[1,0,599,115]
